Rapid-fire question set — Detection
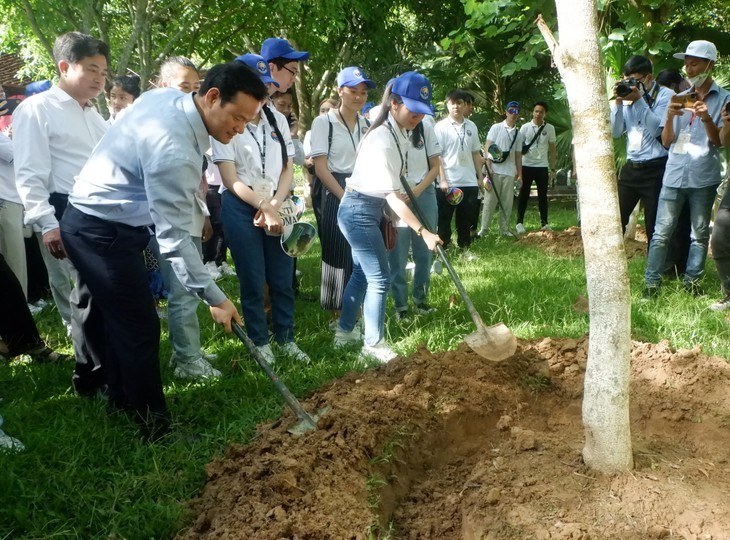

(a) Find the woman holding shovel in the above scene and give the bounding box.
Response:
[335,72,442,363]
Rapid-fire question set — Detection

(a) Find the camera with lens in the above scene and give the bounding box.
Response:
[615,77,642,98]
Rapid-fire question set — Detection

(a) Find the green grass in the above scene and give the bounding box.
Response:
[1,198,728,539]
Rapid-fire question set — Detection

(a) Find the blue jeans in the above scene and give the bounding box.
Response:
[645,185,718,287]
[389,185,437,311]
[338,190,390,346]
[221,190,295,346]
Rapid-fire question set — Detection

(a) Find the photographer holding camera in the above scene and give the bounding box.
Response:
[610,55,674,244]
[643,40,730,298]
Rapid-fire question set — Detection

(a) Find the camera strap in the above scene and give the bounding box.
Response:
[643,82,660,109]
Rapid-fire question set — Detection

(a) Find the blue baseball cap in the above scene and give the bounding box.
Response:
[260,38,310,62]
[234,54,279,88]
[361,101,375,115]
[390,71,433,115]
[25,80,52,96]
[337,66,376,89]
[506,101,520,110]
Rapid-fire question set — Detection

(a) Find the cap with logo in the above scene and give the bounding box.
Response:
[673,40,717,62]
[336,66,376,89]
[260,38,310,62]
[506,101,520,110]
[234,54,279,88]
[390,71,433,115]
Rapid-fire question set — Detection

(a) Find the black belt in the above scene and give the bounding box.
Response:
[626,156,667,169]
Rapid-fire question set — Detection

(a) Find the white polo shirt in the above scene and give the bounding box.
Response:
[405,121,441,187]
[13,84,107,233]
[519,121,556,168]
[434,117,480,187]
[347,114,409,198]
[486,120,523,177]
[211,106,294,195]
[0,133,19,204]
[310,109,368,174]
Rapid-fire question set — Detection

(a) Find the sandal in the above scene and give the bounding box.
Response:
[28,346,72,364]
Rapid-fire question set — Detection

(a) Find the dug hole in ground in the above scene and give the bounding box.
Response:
[178,230,729,540]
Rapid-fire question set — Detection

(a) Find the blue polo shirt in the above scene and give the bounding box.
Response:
[662,81,730,189]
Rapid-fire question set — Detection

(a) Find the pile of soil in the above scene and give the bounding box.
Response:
[518,226,648,259]
[180,337,730,540]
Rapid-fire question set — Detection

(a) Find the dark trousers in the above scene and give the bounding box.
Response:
[0,253,42,356]
[60,205,167,417]
[517,166,549,226]
[25,235,50,303]
[617,157,666,244]
[202,190,227,266]
[437,186,480,248]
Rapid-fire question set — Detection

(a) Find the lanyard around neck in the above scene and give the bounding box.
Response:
[451,121,467,150]
[246,122,267,179]
[386,120,408,179]
[337,108,361,152]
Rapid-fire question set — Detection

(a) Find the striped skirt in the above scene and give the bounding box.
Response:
[319,172,352,311]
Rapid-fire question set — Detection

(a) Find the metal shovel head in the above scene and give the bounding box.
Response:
[281,221,317,257]
[465,322,517,362]
[288,405,332,435]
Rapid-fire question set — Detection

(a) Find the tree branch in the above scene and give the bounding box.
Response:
[21,0,54,60]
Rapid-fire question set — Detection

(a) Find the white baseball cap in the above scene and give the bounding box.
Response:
[673,40,717,62]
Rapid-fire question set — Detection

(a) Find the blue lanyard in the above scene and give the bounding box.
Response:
[246,123,267,179]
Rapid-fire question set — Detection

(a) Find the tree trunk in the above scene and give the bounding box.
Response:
[537,2,633,473]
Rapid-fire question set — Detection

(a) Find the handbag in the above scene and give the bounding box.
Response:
[522,123,545,155]
[380,206,397,251]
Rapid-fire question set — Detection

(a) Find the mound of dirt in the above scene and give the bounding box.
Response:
[179,338,730,540]
[518,226,648,259]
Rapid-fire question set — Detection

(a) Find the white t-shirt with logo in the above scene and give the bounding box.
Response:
[434,117,480,187]
[519,121,556,168]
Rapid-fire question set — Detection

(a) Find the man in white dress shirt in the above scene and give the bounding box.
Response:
[60,62,265,441]
[13,32,109,394]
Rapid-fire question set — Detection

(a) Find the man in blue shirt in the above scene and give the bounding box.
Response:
[610,55,674,244]
[60,62,268,441]
[644,40,730,297]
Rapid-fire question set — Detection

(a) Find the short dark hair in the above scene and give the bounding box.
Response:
[53,32,110,67]
[199,62,268,105]
[656,68,684,88]
[269,58,295,70]
[271,88,294,100]
[532,101,549,113]
[622,55,652,77]
[445,89,472,103]
[105,75,141,99]
[159,56,198,83]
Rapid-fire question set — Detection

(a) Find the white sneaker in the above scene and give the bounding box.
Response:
[0,430,24,453]
[200,350,218,361]
[218,261,236,276]
[541,224,552,231]
[204,261,222,280]
[515,223,526,235]
[255,344,275,365]
[709,296,730,311]
[279,342,310,362]
[501,231,515,238]
[334,327,362,348]
[27,299,47,315]
[173,357,222,380]
[359,341,398,364]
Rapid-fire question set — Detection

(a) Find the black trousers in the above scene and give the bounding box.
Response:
[437,186,480,248]
[202,190,227,266]
[617,157,666,244]
[0,253,43,356]
[517,166,549,226]
[711,192,730,294]
[60,205,167,417]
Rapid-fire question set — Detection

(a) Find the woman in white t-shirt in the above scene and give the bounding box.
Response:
[212,54,309,365]
[310,67,374,323]
[335,73,441,363]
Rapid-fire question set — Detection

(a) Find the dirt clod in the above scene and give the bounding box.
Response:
[179,337,730,540]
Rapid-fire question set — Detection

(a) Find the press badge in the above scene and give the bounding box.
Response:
[627,129,642,153]
[253,180,274,201]
[674,129,691,155]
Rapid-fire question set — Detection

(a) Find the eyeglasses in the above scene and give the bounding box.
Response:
[282,65,299,77]
[507,108,520,115]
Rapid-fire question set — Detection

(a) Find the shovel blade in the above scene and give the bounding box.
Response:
[465,322,517,362]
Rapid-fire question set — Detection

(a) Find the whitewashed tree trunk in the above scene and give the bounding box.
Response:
[538,1,633,473]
